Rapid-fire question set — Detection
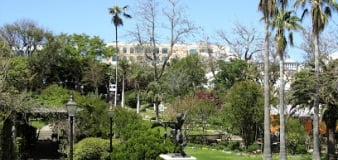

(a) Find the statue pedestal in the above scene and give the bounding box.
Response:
[160,154,197,160]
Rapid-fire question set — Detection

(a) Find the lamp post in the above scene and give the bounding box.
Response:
[108,109,114,153]
[66,94,77,160]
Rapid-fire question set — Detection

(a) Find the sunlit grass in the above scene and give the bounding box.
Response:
[185,147,312,160]
[29,120,46,129]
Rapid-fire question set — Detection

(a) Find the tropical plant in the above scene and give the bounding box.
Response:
[108,5,131,107]
[271,1,302,159]
[294,1,338,159]
[258,0,277,158]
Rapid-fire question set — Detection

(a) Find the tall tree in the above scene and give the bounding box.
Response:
[319,59,338,160]
[271,1,302,159]
[164,54,206,97]
[258,0,277,159]
[82,59,105,96]
[295,1,338,159]
[108,5,131,107]
[0,19,47,56]
[118,58,131,107]
[129,62,152,113]
[225,80,264,148]
[133,0,196,121]
[217,23,262,61]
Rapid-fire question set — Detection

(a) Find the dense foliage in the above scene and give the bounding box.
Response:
[223,80,264,148]
[111,108,175,160]
[74,137,110,160]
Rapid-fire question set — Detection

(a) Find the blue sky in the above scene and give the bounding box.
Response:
[1,0,331,62]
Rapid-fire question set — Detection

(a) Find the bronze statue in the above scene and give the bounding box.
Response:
[152,111,188,157]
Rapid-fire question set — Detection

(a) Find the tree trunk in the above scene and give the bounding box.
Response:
[136,90,140,114]
[121,74,125,108]
[263,21,272,160]
[155,101,160,122]
[114,25,118,107]
[279,57,286,160]
[312,34,320,160]
[1,116,16,160]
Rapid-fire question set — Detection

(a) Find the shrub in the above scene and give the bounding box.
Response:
[125,90,137,108]
[295,144,307,154]
[247,142,260,153]
[74,137,109,160]
[229,141,241,151]
[286,118,307,154]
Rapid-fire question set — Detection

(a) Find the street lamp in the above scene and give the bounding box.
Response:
[66,94,77,160]
[108,108,114,153]
[108,81,116,153]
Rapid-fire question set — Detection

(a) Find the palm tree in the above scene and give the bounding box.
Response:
[294,1,338,159]
[271,1,302,159]
[108,5,131,107]
[258,0,277,159]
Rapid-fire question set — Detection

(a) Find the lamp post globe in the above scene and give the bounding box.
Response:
[66,95,77,117]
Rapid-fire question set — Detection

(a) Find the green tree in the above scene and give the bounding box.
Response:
[319,59,338,160]
[164,54,206,98]
[82,59,106,96]
[271,1,302,158]
[258,0,277,158]
[224,80,264,148]
[118,58,131,108]
[128,63,152,113]
[76,94,110,138]
[214,59,259,91]
[29,33,108,93]
[0,19,47,56]
[294,1,338,159]
[6,56,33,92]
[108,5,131,107]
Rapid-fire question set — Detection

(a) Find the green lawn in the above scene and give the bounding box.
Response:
[185,147,311,160]
[29,120,46,129]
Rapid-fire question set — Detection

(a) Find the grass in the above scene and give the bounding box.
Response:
[185,147,312,160]
[29,120,46,129]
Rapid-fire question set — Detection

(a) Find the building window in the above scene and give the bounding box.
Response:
[189,49,197,55]
[130,48,134,54]
[112,55,119,61]
[123,47,127,54]
[162,48,168,54]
